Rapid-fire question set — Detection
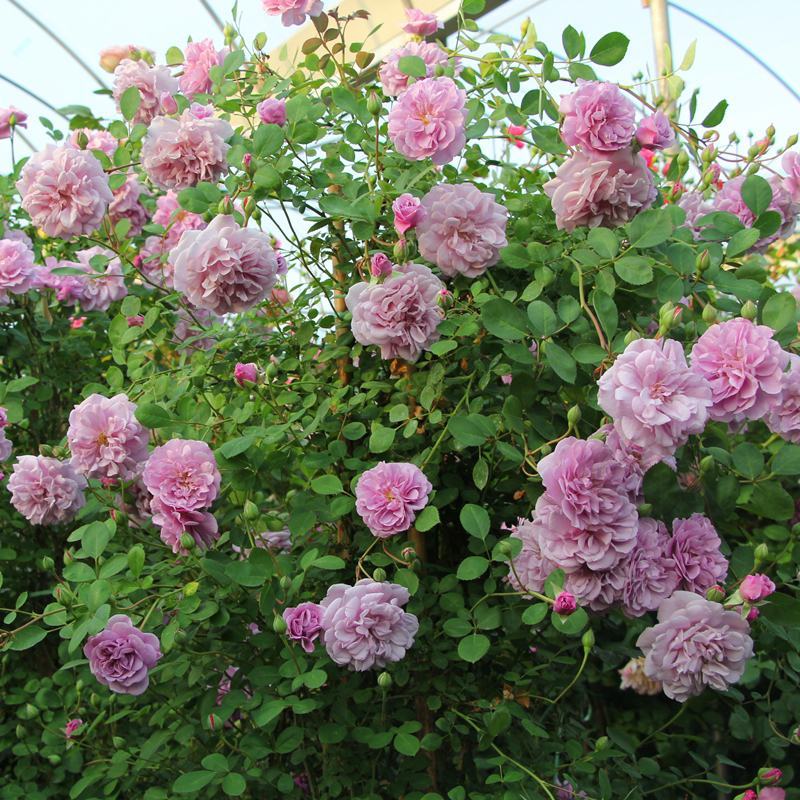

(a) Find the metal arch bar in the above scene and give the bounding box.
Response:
[0,72,68,119]
[198,0,225,31]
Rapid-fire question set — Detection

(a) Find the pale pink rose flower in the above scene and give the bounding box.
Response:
[181,39,228,99]
[112,59,179,125]
[403,8,442,37]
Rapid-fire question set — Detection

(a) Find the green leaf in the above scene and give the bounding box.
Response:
[459,504,490,539]
[726,228,760,258]
[561,25,584,59]
[551,608,589,635]
[457,556,490,580]
[415,505,440,532]
[165,46,184,65]
[732,443,763,479]
[397,55,427,78]
[369,422,396,453]
[679,39,697,70]
[772,444,800,476]
[221,49,245,76]
[82,521,111,559]
[449,414,495,447]
[311,555,346,570]
[701,99,728,127]
[458,633,490,663]
[119,86,141,121]
[614,255,654,285]
[572,342,607,364]
[544,341,577,383]
[253,123,284,156]
[394,732,421,757]
[527,300,558,337]
[741,175,772,218]
[311,475,343,495]
[482,299,529,341]
[587,228,619,259]
[219,435,255,458]
[342,421,366,440]
[521,603,548,625]
[762,292,796,332]
[201,753,228,773]
[7,625,48,651]
[589,32,629,66]
[222,774,247,797]
[745,481,794,521]
[627,209,674,248]
[134,403,172,428]
[173,771,216,794]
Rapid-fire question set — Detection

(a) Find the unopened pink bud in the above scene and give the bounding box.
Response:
[553,591,577,616]
[370,253,393,278]
[127,315,144,327]
[234,362,259,386]
[740,574,776,603]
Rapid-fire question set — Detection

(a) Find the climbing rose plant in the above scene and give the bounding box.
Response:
[1,4,800,799]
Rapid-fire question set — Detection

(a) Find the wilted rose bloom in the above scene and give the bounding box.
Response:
[669,513,728,593]
[691,318,788,422]
[635,111,674,150]
[544,148,656,232]
[388,77,466,165]
[180,38,226,98]
[619,656,662,695]
[84,614,162,695]
[141,110,233,190]
[261,0,322,26]
[622,518,679,617]
[143,438,220,512]
[64,718,83,738]
[67,393,149,480]
[8,455,87,525]
[379,42,452,97]
[417,182,508,278]
[758,790,786,800]
[16,144,112,238]
[75,247,127,311]
[370,253,393,278]
[559,80,636,152]
[283,602,323,653]
[346,262,445,362]
[70,128,118,158]
[109,174,149,236]
[553,591,577,615]
[256,98,287,126]
[112,59,178,125]
[172,215,280,314]
[100,45,152,73]
[597,338,712,461]
[782,151,800,203]
[766,355,800,442]
[234,362,259,385]
[355,461,432,538]
[677,191,712,239]
[0,106,28,138]
[393,193,425,235]
[0,238,35,302]
[320,579,419,671]
[150,497,219,553]
[403,8,442,36]
[740,573,776,602]
[506,516,557,595]
[637,591,753,702]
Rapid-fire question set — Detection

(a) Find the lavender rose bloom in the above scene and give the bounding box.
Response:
[677,191,713,239]
[143,438,220,512]
[766,354,800,442]
[0,428,13,462]
[379,42,451,97]
[355,461,432,538]
[180,38,226,99]
[0,238,35,303]
[320,579,419,671]
[346,262,445,362]
[544,148,656,232]
[622,518,679,617]
[782,150,800,203]
[67,393,149,480]
[417,182,508,279]
[257,98,287,126]
[112,59,178,125]
[635,111,674,150]
[150,497,219,553]
[70,128,118,158]
[637,592,753,702]
[84,614,162,695]
[172,215,280,315]
[8,455,87,525]
[563,562,627,612]
[559,80,636,152]
[75,247,127,312]
[108,174,149,236]
[598,338,712,461]
[283,602,323,653]
[691,318,788,423]
[388,77,466,165]
[16,144,112,238]
[669,513,728,593]
[506,516,556,595]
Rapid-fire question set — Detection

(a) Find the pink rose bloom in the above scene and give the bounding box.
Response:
[559,80,636,152]
[64,718,83,738]
[392,193,425,235]
[403,8,442,37]
[67,393,149,480]
[75,247,127,311]
[759,790,786,800]
[379,42,452,97]
[70,128,118,158]
[388,77,466,165]
[0,406,7,427]
[16,144,112,238]
[622,518,679,617]
[109,174,149,236]
[506,516,557,595]
[151,190,207,257]
[346,262,445,362]
[100,45,152,73]
[112,59,178,125]
[677,191,712,239]
[0,106,28,138]
[355,461,432,538]
[553,590,577,615]
[150,497,219,553]
[234,362,259,385]
[766,354,800,442]
[366,253,390,279]
[635,111,674,150]
[637,592,753,702]
[507,124,526,148]
[70,316,87,329]
[84,614,162,695]
[320,579,419,671]
[172,215,280,314]
[691,318,789,422]
[257,98,287,126]
[8,455,87,525]
[598,338,712,461]
[417,182,508,279]
[0,430,12,462]
[544,148,656,231]
[669,513,728,593]
[740,573,776,602]
[500,373,513,385]
[782,151,800,203]
[4,229,33,250]
[598,423,673,497]
[180,38,227,99]
[0,238,35,302]
[261,0,323,26]
[143,438,220,511]
[189,102,214,119]
[141,110,233,190]
[563,562,627,612]
[41,256,85,304]
[283,602,323,653]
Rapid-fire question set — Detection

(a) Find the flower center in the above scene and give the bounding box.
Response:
[97,432,109,446]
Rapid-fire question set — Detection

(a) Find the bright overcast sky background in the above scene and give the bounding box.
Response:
[0,0,798,173]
